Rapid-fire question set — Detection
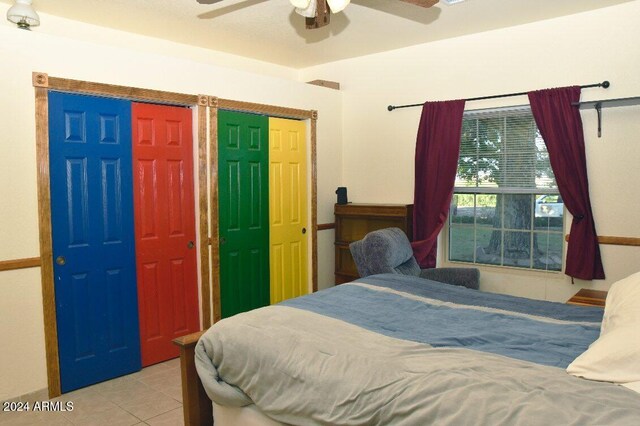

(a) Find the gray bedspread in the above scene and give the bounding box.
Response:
[196,304,640,425]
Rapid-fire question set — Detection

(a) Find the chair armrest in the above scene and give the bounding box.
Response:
[419,267,480,290]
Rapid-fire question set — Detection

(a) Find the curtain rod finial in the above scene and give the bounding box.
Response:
[602,81,610,89]
[387,105,395,111]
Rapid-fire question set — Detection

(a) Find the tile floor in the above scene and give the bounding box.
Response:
[0,358,184,425]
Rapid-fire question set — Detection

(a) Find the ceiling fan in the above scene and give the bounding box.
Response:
[196,0,439,29]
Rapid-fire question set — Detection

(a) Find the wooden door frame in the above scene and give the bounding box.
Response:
[208,97,318,323]
[33,73,319,397]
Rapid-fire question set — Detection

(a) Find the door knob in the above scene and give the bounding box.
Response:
[302,228,307,234]
[220,237,226,245]
[56,256,66,266]
[187,241,195,249]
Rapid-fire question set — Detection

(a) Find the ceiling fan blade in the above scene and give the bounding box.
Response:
[397,0,439,7]
[196,0,225,4]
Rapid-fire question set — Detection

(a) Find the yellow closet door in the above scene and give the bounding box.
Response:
[269,117,308,304]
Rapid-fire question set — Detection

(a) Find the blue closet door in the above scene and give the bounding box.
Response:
[49,92,141,392]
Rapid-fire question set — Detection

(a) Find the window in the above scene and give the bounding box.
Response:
[448,107,563,271]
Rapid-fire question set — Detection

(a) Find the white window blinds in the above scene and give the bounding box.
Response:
[455,108,558,194]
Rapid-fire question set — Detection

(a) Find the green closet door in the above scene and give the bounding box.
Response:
[218,110,270,318]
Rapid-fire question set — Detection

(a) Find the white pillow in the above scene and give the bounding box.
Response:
[567,272,640,390]
[622,381,640,393]
[600,271,640,336]
[566,325,640,384]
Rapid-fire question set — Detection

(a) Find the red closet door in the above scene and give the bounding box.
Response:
[132,103,200,366]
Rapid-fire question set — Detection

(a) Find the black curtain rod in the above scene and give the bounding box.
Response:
[387,81,610,112]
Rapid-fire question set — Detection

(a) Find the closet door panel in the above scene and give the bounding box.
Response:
[269,118,308,304]
[132,103,199,366]
[218,110,270,318]
[49,92,141,392]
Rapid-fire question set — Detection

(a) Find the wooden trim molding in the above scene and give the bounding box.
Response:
[40,73,198,106]
[208,98,222,324]
[0,257,41,272]
[33,72,48,88]
[307,80,340,90]
[34,85,61,398]
[565,234,640,246]
[317,223,335,231]
[310,111,318,293]
[197,97,212,330]
[217,98,313,120]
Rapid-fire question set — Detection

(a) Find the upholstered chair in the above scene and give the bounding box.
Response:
[349,227,480,289]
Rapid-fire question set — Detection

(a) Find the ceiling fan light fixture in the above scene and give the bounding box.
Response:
[326,0,350,13]
[294,0,317,18]
[6,0,40,29]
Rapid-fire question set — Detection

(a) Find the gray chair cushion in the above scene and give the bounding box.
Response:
[349,227,479,290]
[349,239,368,277]
[419,267,480,290]
[393,257,421,277]
[349,228,418,277]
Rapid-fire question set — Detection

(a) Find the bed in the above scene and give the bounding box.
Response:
[175,273,640,425]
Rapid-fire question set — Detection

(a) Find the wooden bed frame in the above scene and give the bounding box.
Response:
[173,332,213,425]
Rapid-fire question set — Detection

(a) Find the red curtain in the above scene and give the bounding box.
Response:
[528,87,605,280]
[412,100,466,268]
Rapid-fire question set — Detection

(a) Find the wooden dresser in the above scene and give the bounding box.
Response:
[334,203,413,284]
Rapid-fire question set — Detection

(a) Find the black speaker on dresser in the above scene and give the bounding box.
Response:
[336,187,348,205]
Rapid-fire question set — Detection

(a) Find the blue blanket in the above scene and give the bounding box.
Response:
[281,274,602,368]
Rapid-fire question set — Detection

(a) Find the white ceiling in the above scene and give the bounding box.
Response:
[2,0,633,68]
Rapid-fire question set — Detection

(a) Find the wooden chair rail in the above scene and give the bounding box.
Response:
[565,234,640,246]
[317,223,335,231]
[0,257,41,272]
[173,331,213,426]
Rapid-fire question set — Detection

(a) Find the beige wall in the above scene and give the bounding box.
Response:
[0,14,342,400]
[301,1,640,300]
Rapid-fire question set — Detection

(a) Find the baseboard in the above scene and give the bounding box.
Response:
[2,387,49,404]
